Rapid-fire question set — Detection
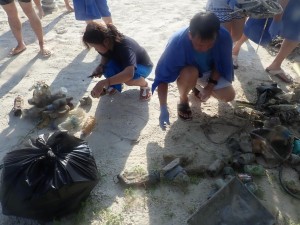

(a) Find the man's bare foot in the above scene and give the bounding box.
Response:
[65,4,74,12]
[9,45,27,56]
[37,8,45,19]
[39,48,51,58]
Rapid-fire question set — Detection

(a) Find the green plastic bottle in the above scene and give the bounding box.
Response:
[244,165,265,176]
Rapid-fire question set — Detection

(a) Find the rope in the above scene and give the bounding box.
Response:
[256,18,269,53]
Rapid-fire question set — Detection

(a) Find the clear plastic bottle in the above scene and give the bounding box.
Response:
[81,116,96,136]
[244,164,265,176]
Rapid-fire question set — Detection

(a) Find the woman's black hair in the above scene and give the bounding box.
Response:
[189,12,220,40]
[82,22,124,48]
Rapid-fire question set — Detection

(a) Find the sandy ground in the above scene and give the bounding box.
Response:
[0,0,300,224]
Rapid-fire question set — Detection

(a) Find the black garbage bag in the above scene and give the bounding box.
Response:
[0,131,99,221]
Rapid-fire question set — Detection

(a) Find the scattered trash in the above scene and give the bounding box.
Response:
[13,95,24,117]
[244,164,265,176]
[207,159,225,177]
[238,153,256,165]
[187,177,275,225]
[79,95,92,107]
[81,115,96,136]
[117,158,190,187]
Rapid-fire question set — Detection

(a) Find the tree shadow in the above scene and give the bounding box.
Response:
[0,55,39,98]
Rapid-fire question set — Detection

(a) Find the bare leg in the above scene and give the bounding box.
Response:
[19,1,51,57]
[102,16,112,24]
[33,0,44,19]
[231,18,246,42]
[125,77,148,87]
[177,66,198,104]
[266,39,299,70]
[176,66,198,119]
[64,0,74,12]
[232,34,248,56]
[222,21,231,33]
[1,2,26,55]
[212,86,235,102]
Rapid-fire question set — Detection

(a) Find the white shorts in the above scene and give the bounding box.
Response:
[196,71,232,90]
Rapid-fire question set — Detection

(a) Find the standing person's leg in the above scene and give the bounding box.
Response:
[33,0,44,19]
[1,1,27,55]
[176,66,198,120]
[266,39,298,83]
[232,34,248,68]
[64,0,74,12]
[231,18,246,42]
[19,1,51,57]
[267,39,299,70]
[96,0,112,24]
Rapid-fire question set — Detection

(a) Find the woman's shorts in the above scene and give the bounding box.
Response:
[73,0,111,21]
[206,0,245,23]
[103,60,153,92]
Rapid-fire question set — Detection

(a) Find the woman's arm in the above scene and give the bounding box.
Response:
[91,65,135,98]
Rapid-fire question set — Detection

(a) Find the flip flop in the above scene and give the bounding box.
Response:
[39,49,51,58]
[9,47,26,56]
[266,68,293,83]
[232,55,238,69]
[177,103,192,121]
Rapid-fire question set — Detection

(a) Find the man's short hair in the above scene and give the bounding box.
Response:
[189,12,220,40]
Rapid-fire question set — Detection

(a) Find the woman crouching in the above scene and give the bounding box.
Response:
[83,22,153,101]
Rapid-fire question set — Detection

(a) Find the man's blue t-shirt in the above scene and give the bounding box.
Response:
[152,26,233,92]
[194,49,213,74]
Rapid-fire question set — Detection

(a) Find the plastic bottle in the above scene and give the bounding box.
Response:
[81,116,96,136]
[207,159,225,177]
[244,182,258,194]
[244,164,265,176]
[238,153,256,165]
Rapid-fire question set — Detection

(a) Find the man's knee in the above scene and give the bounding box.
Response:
[214,86,235,102]
[223,88,235,102]
[177,66,198,86]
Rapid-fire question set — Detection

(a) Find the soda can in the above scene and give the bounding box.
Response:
[237,173,253,183]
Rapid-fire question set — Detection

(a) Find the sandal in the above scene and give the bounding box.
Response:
[177,103,192,120]
[140,86,151,101]
[265,68,293,84]
[10,47,26,56]
[232,55,238,69]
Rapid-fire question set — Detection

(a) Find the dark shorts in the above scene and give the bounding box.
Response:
[0,0,31,6]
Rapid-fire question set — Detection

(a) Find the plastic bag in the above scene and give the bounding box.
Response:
[0,131,99,221]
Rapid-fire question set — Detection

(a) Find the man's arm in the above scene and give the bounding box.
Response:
[157,83,168,106]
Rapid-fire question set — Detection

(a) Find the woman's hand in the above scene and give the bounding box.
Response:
[91,79,109,98]
[89,64,105,78]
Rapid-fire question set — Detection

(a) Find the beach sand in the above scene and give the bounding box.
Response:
[0,0,299,224]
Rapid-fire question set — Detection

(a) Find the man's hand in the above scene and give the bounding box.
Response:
[89,64,104,78]
[159,105,170,129]
[199,84,214,102]
[91,80,107,98]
